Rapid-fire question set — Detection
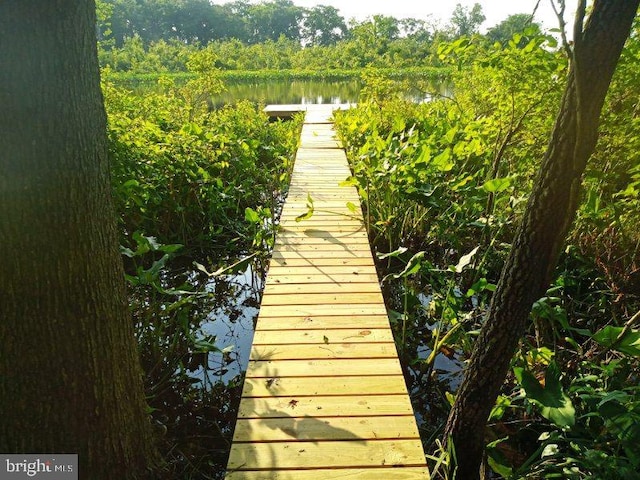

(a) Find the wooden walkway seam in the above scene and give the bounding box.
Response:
[225,104,429,479]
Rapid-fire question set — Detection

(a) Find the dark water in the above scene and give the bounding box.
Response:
[193,263,263,386]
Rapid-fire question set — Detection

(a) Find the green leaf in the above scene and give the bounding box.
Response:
[120,246,136,258]
[295,208,314,222]
[159,243,183,254]
[339,176,358,187]
[245,207,260,223]
[482,177,512,193]
[486,437,513,478]
[295,194,315,222]
[221,344,235,354]
[392,116,406,133]
[432,148,453,172]
[514,361,575,427]
[489,394,512,421]
[444,127,458,144]
[453,246,479,273]
[377,246,408,260]
[451,175,474,191]
[383,251,426,281]
[593,326,640,357]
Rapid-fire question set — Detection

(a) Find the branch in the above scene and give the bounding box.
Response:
[550,0,572,58]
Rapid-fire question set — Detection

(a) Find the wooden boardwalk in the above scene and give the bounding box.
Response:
[225,105,429,479]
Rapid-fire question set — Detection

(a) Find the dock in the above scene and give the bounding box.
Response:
[225,104,429,479]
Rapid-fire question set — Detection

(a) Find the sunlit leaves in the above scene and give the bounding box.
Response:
[452,246,479,273]
[482,176,512,193]
[514,361,575,428]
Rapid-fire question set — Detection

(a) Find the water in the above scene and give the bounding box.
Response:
[213,78,362,106]
[124,76,444,106]
[194,263,264,386]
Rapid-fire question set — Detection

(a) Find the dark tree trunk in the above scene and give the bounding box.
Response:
[0,2,159,478]
[442,2,639,478]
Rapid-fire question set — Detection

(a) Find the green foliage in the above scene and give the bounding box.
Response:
[104,53,302,477]
[335,33,563,265]
[334,28,640,479]
[514,361,576,428]
[593,325,640,357]
[486,14,541,46]
[121,230,251,479]
[503,361,640,480]
[570,19,640,314]
[448,3,485,38]
[106,67,450,92]
[103,70,301,257]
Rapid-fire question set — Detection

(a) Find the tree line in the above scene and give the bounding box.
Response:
[98,0,539,73]
[98,0,536,48]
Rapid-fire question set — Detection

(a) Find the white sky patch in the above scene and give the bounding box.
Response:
[211,0,580,33]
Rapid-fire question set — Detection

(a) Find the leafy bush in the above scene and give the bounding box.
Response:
[334,30,640,479]
[103,72,301,257]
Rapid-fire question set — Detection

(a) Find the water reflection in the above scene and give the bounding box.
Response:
[213,78,362,107]
[194,263,264,386]
[383,279,465,441]
[123,76,447,106]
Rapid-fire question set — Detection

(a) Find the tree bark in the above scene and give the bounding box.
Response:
[442,2,639,478]
[0,2,159,478]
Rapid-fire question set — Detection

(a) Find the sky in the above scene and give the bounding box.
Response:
[214,0,581,33]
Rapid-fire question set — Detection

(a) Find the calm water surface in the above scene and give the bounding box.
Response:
[214,78,362,106]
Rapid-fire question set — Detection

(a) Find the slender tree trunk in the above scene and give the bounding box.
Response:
[442,2,639,478]
[0,2,159,478]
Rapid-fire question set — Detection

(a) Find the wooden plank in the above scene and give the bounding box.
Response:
[283,200,358,209]
[269,261,375,271]
[273,242,372,251]
[278,242,371,252]
[257,304,388,317]
[250,314,391,330]
[227,439,426,470]
[279,214,364,224]
[279,215,357,222]
[278,226,366,234]
[267,273,379,284]
[284,195,361,203]
[277,231,369,240]
[237,394,414,418]
[232,415,420,442]
[226,467,430,480]
[271,251,373,261]
[246,358,402,377]
[278,224,364,230]
[249,344,398,362]
[267,263,376,273]
[281,206,358,211]
[260,292,385,306]
[242,375,407,398]
[227,106,426,479]
[252,328,394,345]
[263,282,380,294]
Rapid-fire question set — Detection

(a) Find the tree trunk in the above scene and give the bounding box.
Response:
[0,2,159,478]
[442,2,639,478]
